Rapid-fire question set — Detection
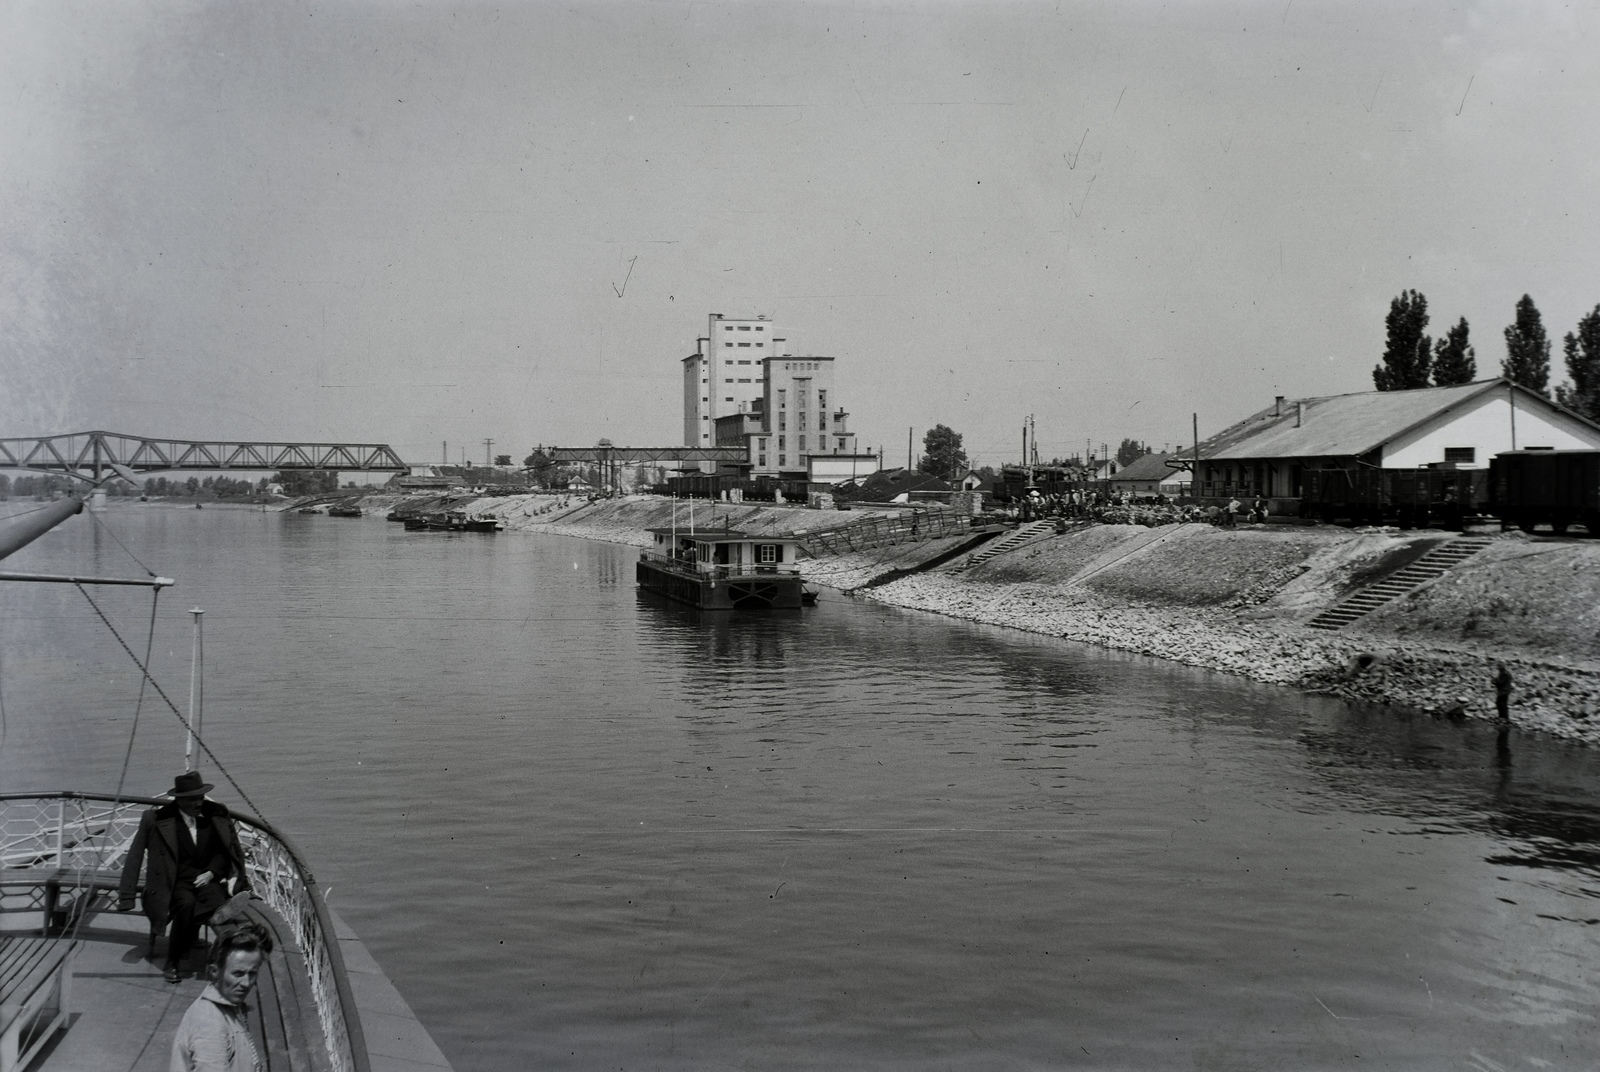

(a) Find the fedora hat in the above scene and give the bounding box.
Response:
[168,770,214,798]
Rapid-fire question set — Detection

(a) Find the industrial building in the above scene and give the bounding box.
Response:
[684,313,879,484]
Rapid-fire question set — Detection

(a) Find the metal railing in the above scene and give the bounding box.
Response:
[795,505,972,556]
[638,550,801,578]
[0,793,369,1072]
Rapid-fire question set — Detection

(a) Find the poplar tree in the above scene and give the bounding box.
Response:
[1372,290,1432,390]
[918,424,968,481]
[1116,438,1151,466]
[1431,318,1477,385]
[1502,294,1552,396]
[1556,304,1600,421]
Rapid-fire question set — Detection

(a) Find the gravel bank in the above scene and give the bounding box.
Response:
[355,491,1600,743]
[860,523,1600,744]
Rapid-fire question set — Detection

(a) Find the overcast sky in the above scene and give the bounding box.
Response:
[4,0,1598,468]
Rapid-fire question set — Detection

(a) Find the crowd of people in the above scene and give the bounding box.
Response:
[995,488,1274,530]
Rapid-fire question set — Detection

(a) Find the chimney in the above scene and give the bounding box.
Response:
[1275,395,1285,417]
[1296,401,1305,427]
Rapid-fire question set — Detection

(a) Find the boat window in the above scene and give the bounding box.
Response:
[758,544,779,564]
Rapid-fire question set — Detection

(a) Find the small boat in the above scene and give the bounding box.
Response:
[637,526,808,609]
[327,505,363,518]
[404,511,500,533]
[296,507,319,514]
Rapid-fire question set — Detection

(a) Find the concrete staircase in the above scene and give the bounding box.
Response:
[950,520,1060,571]
[1306,536,1493,631]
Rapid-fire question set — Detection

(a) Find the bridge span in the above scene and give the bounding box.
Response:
[543,446,745,464]
[0,431,409,475]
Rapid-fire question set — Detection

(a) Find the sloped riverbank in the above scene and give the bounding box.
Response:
[863,523,1600,743]
[348,492,1600,741]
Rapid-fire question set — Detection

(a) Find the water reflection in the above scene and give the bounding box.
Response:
[5,510,1600,1070]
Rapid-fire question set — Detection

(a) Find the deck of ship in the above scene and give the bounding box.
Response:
[1,907,451,1072]
[0,793,453,1072]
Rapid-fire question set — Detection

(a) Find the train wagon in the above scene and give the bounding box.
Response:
[1300,466,1486,529]
[1490,449,1600,535]
[996,464,1090,502]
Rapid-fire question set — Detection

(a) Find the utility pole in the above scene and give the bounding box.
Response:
[907,427,913,471]
[442,440,447,464]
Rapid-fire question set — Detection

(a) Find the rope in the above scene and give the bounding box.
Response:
[0,501,67,523]
[89,511,159,577]
[61,586,162,945]
[71,581,266,819]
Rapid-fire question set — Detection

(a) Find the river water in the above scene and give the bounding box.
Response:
[3,504,1599,1070]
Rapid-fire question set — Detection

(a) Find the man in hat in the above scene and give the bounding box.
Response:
[117,771,251,984]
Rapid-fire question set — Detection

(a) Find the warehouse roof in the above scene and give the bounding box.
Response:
[1173,379,1573,462]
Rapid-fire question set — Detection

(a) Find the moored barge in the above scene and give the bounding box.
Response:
[637,527,807,609]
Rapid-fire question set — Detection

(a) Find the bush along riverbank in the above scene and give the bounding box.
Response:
[857,522,1600,745]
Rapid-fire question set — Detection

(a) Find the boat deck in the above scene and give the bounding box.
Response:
[1,906,451,1072]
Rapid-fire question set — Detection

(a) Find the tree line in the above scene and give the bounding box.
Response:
[1373,290,1600,420]
[0,472,328,499]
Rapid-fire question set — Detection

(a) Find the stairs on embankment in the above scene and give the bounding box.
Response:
[949,520,1061,571]
[1305,535,1493,631]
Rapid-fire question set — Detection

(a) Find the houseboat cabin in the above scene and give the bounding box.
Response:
[637,527,807,609]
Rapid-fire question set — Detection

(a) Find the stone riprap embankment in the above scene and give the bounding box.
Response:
[349,491,1600,742]
[346,490,909,547]
[863,523,1600,743]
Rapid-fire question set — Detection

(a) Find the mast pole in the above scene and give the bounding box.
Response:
[186,608,204,771]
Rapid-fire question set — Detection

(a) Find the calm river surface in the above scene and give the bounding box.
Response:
[4,504,1600,1070]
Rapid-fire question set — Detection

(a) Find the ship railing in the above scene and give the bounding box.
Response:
[638,550,801,578]
[0,792,370,1072]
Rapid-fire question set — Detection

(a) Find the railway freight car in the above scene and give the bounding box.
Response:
[996,464,1089,502]
[1490,449,1600,535]
[1300,466,1486,529]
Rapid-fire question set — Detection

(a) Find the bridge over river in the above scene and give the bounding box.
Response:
[0,431,409,476]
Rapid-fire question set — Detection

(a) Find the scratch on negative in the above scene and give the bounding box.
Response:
[1315,996,1353,1020]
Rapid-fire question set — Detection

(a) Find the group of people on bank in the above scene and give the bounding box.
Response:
[1003,488,1274,529]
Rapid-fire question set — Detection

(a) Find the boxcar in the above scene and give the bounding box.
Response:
[1300,466,1486,529]
[1490,450,1600,535]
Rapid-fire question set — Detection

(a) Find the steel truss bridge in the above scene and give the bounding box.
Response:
[0,431,409,475]
[544,446,745,464]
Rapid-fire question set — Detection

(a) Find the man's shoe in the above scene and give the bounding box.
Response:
[163,964,181,984]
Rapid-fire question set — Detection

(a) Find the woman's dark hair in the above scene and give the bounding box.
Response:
[206,920,275,976]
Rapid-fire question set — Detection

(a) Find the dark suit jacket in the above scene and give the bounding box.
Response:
[118,801,250,928]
